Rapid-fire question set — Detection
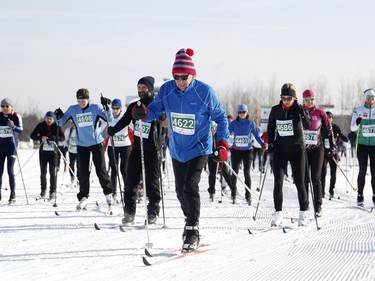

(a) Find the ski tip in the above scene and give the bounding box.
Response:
[94,223,101,230]
[282,227,287,233]
[142,256,152,266]
[247,228,253,235]
[96,201,99,206]
[55,211,60,216]
[144,248,153,257]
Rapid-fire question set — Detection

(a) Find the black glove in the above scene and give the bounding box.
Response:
[7,119,15,129]
[49,135,56,142]
[54,108,64,120]
[356,117,362,126]
[107,126,115,136]
[268,143,276,154]
[131,101,148,120]
[100,96,111,110]
[325,147,336,158]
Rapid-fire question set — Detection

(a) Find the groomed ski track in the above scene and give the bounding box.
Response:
[0,148,374,281]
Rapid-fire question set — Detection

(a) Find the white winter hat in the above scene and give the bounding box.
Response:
[364,89,375,98]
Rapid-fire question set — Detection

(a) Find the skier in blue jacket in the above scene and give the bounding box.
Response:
[132,48,229,252]
[229,104,265,205]
[54,88,115,211]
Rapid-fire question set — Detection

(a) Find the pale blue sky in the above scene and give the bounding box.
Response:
[1,0,375,114]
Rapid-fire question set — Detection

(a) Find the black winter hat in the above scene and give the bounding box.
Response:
[281,83,297,99]
[76,88,90,100]
[138,76,155,93]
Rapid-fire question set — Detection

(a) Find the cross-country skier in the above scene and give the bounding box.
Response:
[267,83,312,226]
[0,98,23,204]
[107,77,163,225]
[131,48,229,252]
[229,104,265,205]
[53,89,115,211]
[350,88,375,207]
[301,89,335,217]
[31,111,64,200]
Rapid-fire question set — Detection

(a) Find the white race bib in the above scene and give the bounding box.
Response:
[304,130,318,145]
[134,121,151,139]
[171,112,195,135]
[235,135,249,147]
[362,124,375,137]
[0,126,13,138]
[42,142,55,151]
[113,134,127,146]
[276,120,294,137]
[76,112,93,128]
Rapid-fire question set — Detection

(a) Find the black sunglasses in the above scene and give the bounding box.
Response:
[1,105,10,108]
[281,96,293,101]
[112,107,120,110]
[238,111,246,114]
[173,74,189,81]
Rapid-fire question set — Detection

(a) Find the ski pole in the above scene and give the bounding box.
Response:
[332,157,357,191]
[138,117,153,248]
[298,116,320,231]
[253,158,269,220]
[11,133,29,204]
[159,149,166,228]
[223,161,273,218]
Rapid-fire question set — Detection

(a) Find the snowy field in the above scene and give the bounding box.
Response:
[0,147,374,281]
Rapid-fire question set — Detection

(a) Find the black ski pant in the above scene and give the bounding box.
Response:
[173,155,207,225]
[272,149,308,212]
[124,149,161,217]
[321,152,338,196]
[357,144,375,196]
[305,148,324,211]
[68,152,78,178]
[76,144,114,201]
[0,148,16,193]
[207,156,231,194]
[230,149,253,200]
[39,151,57,194]
[107,145,132,194]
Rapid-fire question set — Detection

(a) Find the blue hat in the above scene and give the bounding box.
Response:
[45,111,55,118]
[237,104,248,112]
[111,98,122,108]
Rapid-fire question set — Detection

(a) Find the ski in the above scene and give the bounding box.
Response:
[142,244,210,266]
[355,205,374,213]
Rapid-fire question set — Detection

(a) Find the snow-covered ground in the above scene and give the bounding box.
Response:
[1,147,374,281]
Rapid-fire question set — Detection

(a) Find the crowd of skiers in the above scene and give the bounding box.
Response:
[1,48,375,252]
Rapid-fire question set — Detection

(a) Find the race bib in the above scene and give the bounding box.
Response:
[134,121,151,139]
[42,142,55,151]
[362,124,375,137]
[0,126,13,138]
[113,134,127,146]
[303,130,318,145]
[171,112,195,135]
[276,120,294,137]
[76,112,93,128]
[235,135,249,147]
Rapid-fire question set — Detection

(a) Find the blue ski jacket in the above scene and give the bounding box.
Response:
[145,79,229,163]
[58,103,113,147]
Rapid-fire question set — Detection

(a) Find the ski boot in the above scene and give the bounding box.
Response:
[8,191,16,205]
[271,211,283,226]
[298,210,308,226]
[76,197,88,211]
[357,195,364,207]
[182,223,200,253]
